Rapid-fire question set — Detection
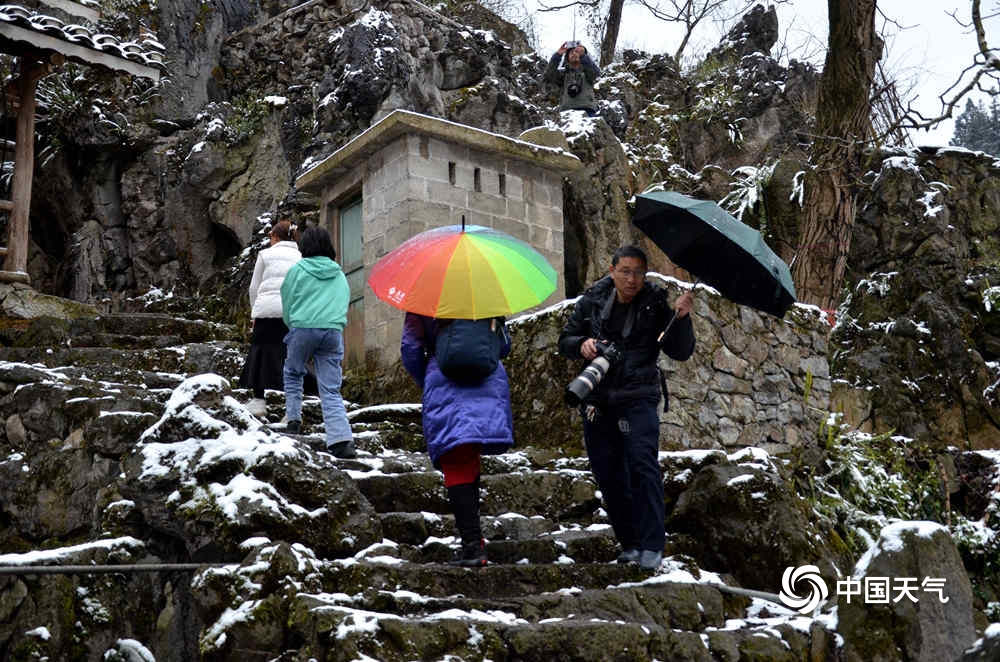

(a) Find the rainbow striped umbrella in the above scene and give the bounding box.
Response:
[368,222,557,319]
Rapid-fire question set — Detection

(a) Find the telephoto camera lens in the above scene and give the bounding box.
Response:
[565,343,622,406]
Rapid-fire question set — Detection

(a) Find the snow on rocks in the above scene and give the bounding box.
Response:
[119,374,381,560]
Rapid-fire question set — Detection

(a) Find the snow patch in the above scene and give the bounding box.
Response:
[853,520,946,578]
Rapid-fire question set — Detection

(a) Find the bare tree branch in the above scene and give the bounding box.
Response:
[536,0,598,13]
[890,0,1000,134]
[628,0,758,62]
[972,0,1000,66]
[771,12,826,65]
[540,0,788,67]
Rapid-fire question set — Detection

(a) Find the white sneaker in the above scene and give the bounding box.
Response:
[247,398,268,417]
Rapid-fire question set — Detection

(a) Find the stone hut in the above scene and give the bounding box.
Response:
[295,110,581,366]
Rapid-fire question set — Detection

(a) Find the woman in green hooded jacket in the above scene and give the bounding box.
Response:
[280,226,355,458]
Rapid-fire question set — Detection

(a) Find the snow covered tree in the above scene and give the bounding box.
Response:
[794,0,1000,308]
[950,98,1000,155]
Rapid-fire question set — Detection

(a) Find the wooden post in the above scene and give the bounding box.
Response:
[3,59,47,278]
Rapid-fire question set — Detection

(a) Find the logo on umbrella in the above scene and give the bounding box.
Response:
[387,286,405,304]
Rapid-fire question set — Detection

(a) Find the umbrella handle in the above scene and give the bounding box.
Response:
[657,279,698,343]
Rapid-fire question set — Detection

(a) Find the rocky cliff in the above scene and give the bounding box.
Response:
[0,0,998,660]
[27,0,813,306]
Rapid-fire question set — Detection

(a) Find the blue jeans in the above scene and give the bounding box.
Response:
[582,401,663,553]
[283,328,352,445]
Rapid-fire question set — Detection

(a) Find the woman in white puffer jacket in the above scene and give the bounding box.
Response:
[239,219,301,416]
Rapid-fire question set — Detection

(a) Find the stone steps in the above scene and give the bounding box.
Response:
[0,312,241,347]
[389,529,620,566]
[304,615,726,662]
[370,507,618,562]
[0,341,245,383]
[245,402,824,660]
[322,558,660,600]
[312,567,734,623]
[353,469,599,520]
[0,311,245,387]
[377,510,558,546]
[0,311,836,662]
[283,569,813,662]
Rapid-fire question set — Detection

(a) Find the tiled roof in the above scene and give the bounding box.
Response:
[0,4,164,74]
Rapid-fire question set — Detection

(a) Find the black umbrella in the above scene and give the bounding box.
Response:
[633,190,797,318]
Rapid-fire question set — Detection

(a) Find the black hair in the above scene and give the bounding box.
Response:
[562,44,588,66]
[612,245,647,267]
[299,226,337,261]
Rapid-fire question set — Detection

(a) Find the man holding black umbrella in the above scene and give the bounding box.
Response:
[558,245,695,571]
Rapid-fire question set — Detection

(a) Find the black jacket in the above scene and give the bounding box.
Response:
[558,276,695,407]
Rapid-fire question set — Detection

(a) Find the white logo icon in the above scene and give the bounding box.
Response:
[779,565,828,614]
[387,286,405,303]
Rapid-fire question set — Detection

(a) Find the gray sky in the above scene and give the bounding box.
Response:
[530,1,1000,146]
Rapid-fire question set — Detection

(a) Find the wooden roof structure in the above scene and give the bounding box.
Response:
[0,0,163,283]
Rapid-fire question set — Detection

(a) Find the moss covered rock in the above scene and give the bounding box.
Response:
[668,449,849,591]
[120,375,381,560]
[839,521,977,662]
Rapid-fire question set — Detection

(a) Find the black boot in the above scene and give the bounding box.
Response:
[451,538,487,567]
[446,479,487,567]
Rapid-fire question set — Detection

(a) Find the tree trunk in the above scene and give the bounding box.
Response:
[599,0,625,67]
[791,0,882,310]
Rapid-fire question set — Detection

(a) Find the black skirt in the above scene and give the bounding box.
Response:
[239,317,288,393]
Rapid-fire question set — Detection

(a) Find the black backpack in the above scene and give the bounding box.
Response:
[432,317,505,384]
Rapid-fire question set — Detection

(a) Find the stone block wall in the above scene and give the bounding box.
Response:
[657,276,830,454]
[362,133,567,360]
[502,274,831,454]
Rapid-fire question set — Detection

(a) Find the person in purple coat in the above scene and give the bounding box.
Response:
[401,312,514,567]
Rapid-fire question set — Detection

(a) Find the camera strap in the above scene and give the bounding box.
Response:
[622,303,636,339]
[421,315,437,358]
[598,288,637,342]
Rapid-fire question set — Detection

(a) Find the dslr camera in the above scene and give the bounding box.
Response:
[565,342,622,406]
[566,82,582,97]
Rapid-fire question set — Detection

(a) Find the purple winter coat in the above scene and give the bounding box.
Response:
[400,312,515,467]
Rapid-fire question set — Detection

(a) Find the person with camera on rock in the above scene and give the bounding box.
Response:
[544,41,601,114]
[558,245,695,571]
